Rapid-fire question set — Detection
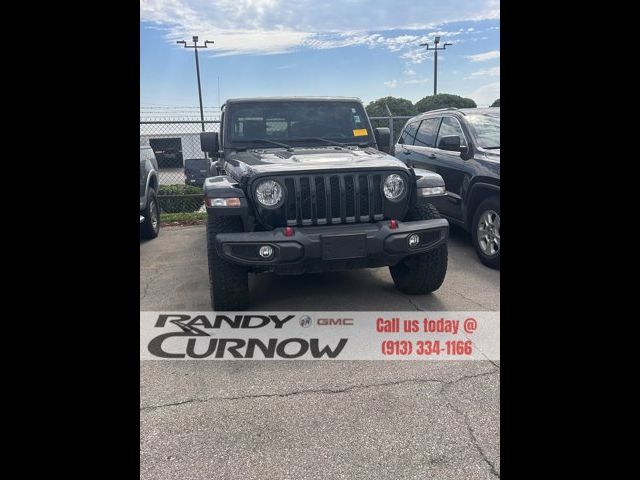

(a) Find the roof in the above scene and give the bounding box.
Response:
[413,106,499,120]
[225,96,363,104]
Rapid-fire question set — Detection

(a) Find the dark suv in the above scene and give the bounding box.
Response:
[140,146,160,239]
[395,107,500,268]
[199,97,451,311]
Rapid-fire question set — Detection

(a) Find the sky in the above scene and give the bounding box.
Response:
[140,0,500,113]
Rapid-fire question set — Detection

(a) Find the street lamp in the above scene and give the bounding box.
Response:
[419,36,453,96]
[176,36,214,132]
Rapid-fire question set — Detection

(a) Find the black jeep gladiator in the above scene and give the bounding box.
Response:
[199,97,450,310]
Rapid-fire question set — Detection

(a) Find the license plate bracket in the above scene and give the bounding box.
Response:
[321,234,367,260]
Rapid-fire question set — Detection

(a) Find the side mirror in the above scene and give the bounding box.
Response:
[438,135,462,151]
[200,132,219,156]
[374,127,391,153]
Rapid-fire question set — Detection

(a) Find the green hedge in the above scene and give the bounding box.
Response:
[160,212,207,224]
[158,184,203,213]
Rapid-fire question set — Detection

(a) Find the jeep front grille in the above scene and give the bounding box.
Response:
[280,172,386,226]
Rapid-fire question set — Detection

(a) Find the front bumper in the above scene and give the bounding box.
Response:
[215,218,448,272]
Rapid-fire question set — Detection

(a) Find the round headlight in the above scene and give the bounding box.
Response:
[383,174,406,201]
[255,180,284,207]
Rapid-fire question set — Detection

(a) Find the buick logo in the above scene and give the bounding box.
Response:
[299,315,313,328]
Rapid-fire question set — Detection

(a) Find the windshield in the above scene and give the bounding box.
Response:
[466,111,500,149]
[226,101,373,148]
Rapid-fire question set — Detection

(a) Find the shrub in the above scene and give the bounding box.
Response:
[158,184,203,213]
[415,94,477,113]
[366,96,418,141]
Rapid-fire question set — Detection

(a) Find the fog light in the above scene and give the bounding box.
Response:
[408,234,420,247]
[259,245,274,259]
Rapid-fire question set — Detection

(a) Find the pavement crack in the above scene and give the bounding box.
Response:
[454,291,494,310]
[442,370,501,478]
[387,288,426,311]
[140,398,208,411]
[140,368,499,412]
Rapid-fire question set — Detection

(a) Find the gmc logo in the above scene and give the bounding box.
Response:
[317,318,354,326]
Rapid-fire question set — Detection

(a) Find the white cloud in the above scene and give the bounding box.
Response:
[465,50,500,62]
[401,49,430,64]
[404,68,417,76]
[141,0,500,56]
[384,78,429,87]
[464,81,500,106]
[404,78,430,84]
[467,66,500,78]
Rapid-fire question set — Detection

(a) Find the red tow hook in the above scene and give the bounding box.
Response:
[389,219,398,229]
[283,226,294,237]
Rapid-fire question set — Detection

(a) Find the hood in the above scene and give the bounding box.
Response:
[227,147,410,177]
[480,148,500,161]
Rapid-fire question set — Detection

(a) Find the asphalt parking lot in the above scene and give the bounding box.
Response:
[140,224,500,479]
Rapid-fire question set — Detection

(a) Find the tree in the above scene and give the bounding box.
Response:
[490,98,500,107]
[365,96,417,141]
[414,93,477,113]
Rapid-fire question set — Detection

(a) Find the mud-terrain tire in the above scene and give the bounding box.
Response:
[389,203,448,294]
[206,215,249,311]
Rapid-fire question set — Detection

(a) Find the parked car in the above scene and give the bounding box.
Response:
[140,146,160,239]
[184,158,209,188]
[199,96,451,311]
[395,107,500,268]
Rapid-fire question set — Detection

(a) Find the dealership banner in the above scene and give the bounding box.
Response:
[140,311,499,360]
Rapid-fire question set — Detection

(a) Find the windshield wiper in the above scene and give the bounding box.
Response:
[294,137,348,148]
[484,146,500,149]
[242,139,293,151]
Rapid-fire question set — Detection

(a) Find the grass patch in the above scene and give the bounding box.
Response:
[160,212,207,226]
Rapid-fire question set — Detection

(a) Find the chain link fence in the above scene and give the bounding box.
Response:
[368,116,412,153]
[140,120,220,214]
[140,115,410,216]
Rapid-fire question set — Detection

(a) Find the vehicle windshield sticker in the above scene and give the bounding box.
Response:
[354,115,361,122]
[353,128,368,136]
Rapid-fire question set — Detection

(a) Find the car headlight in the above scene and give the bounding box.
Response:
[383,174,406,201]
[255,179,284,207]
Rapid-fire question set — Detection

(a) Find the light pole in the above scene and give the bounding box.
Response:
[419,36,452,96]
[177,36,214,131]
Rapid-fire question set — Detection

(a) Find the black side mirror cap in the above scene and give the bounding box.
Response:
[374,127,391,153]
[438,135,462,151]
[200,131,220,155]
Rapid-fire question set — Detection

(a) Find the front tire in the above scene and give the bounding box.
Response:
[140,188,160,239]
[206,215,250,311]
[390,203,448,294]
[471,196,500,269]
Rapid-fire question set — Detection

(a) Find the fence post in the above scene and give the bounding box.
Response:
[389,116,395,155]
